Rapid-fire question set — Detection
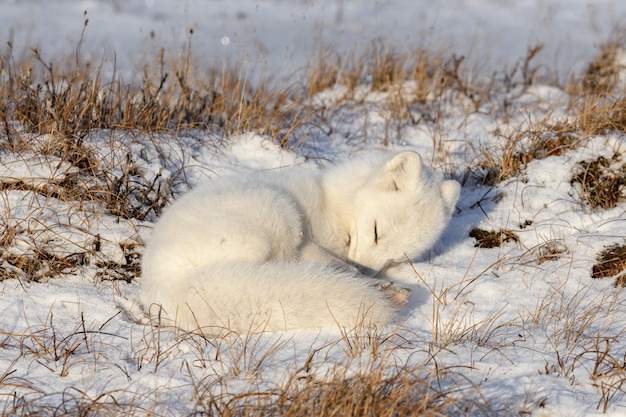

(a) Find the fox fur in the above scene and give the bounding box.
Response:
[140,151,460,335]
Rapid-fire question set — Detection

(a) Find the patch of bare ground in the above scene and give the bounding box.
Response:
[592,243,626,287]
[570,154,626,210]
[469,228,519,248]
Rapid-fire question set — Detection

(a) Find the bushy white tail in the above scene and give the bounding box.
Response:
[141,262,397,335]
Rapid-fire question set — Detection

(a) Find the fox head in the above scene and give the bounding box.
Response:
[345,151,460,273]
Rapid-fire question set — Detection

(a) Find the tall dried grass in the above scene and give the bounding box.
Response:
[0,20,308,151]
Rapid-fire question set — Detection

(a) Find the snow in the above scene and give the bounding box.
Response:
[3,0,626,81]
[1,0,626,416]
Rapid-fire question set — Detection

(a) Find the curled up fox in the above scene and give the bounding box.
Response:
[139,151,460,335]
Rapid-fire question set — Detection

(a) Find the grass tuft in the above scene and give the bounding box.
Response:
[574,96,626,136]
[195,363,477,417]
[582,33,626,95]
[592,243,626,284]
[570,154,626,209]
[0,28,309,147]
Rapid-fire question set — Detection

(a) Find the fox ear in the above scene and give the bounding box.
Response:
[378,152,422,191]
[440,180,461,215]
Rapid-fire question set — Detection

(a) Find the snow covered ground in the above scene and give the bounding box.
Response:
[3,0,626,80]
[1,0,626,416]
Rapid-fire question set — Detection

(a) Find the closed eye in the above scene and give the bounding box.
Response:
[374,222,378,244]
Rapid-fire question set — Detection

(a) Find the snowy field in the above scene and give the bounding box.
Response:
[1,0,626,416]
[4,0,626,80]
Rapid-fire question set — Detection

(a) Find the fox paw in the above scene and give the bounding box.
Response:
[379,282,411,306]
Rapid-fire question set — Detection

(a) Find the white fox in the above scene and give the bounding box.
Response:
[140,151,460,335]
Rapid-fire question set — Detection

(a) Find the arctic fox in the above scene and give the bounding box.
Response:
[140,151,460,335]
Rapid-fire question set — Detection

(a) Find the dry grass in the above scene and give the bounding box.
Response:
[0,22,308,150]
[530,283,626,411]
[574,96,626,136]
[568,32,626,137]
[193,364,473,417]
[304,43,449,99]
[0,307,496,417]
[468,34,626,187]
[471,121,583,186]
[581,31,626,95]
[562,34,626,210]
